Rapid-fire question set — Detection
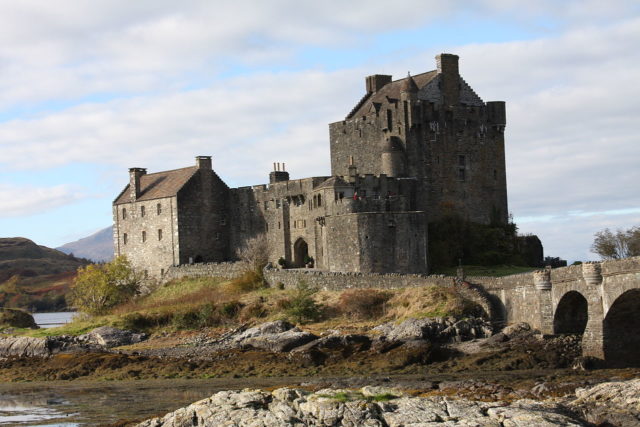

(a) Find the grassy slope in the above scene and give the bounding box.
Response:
[21,273,480,338]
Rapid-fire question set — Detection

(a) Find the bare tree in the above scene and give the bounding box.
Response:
[235,233,269,272]
[591,226,640,260]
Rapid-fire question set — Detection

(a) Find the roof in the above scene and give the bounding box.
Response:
[347,70,438,119]
[316,176,351,189]
[113,166,198,205]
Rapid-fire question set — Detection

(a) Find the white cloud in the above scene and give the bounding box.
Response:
[0,183,83,218]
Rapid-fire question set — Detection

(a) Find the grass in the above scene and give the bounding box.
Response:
[317,391,399,403]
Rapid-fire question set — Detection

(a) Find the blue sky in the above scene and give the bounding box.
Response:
[0,0,639,263]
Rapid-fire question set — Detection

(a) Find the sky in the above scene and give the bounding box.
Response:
[0,0,639,263]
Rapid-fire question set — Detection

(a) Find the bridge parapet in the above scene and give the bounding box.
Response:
[533,269,551,290]
[582,261,603,286]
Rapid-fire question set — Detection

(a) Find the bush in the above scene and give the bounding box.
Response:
[285,281,322,324]
[68,256,142,315]
[120,312,172,331]
[239,302,268,322]
[171,308,201,329]
[220,300,243,319]
[227,271,265,293]
[337,289,391,320]
[198,303,221,327]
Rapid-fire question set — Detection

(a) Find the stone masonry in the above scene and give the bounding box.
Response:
[113,54,507,278]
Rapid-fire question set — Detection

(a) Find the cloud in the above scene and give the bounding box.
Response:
[0,183,83,218]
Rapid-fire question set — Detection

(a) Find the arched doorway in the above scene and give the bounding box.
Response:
[293,238,309,268]
[553,291,588,335]
[604,289,640,367]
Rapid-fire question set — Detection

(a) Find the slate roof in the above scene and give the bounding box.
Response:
[347,70,438,119]
[113,166,198,205]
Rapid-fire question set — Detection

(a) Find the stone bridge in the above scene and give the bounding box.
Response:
[472,257,640,366]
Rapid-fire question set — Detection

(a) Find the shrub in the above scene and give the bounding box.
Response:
[337,289,391,320]
[239,302,268,322]
[119,312,172,331]
[198,303,221,327]
[171,308,201,329]
[227,271,265,293]
[68,256,142,315]
[220,300,243,319]
[285,281,322,324]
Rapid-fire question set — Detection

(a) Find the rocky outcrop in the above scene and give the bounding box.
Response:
[569,378,640,426]
[78,326,146,348]
[0,326,147,358]
[137,386,585,427]
[0,308,38,329]
[373,317,492,343]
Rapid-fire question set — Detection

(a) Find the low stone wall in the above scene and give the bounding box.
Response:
[263,267,455,291]
[163,262,247,282]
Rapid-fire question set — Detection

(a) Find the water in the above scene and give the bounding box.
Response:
[32,312,76,329]
[0,377,308,426]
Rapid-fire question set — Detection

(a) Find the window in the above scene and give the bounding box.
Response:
[264,201,268,210]
[142,231,147,242]
[158,229,162,241]
[157,203,162,215]
[458,168,466,181]
[215,232,221,240]
[160,268,164,277]
[220,217,226,226]
[494,169,498,181]
[386,109,393,130]
[122,208,127,220]
[123,233,128,245]
[141,205,145,217]
[458,155,466,167]
[318,194,322,207]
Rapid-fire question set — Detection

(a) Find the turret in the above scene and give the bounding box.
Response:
[436,53,460,105]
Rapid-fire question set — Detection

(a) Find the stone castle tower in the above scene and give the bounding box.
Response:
[113,54,508,278]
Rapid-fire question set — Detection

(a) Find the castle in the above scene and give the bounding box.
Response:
[113,54,508,278]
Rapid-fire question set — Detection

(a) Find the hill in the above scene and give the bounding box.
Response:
[0,238,91,311]
[57,226,114,262]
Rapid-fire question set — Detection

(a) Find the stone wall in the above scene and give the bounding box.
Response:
[163,262,247,282]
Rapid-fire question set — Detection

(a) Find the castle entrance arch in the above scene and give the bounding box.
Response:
[604,289,640,367]
[553,291,588,335]
[293,238,309,268]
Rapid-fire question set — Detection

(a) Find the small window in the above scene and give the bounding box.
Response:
[157,203,162,215]
[458,168,466,181]
[220,217,226,226]
[493,169,498,181]
[123,233,128,245]
[141,205,145,217]
[264,201,268,210]
[276,199,281,208]
[387,109,393,130]
[142,231,147,242]
[160,268,164,277]
[458,155,466,167]
[122,208,127,220]
[278,221,281,229]
[318,194,322,207]
[158,229,162,241]
[215,232,221,241]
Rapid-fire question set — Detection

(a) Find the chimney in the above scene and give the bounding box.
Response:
[128,168,146,200]
[269,162,289,184]
[196,155,212,170]
[435,53,460,105]
[365,74,392,93]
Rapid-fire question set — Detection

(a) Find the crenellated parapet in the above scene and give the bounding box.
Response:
[533,269,552,290]
[582,261,603,286]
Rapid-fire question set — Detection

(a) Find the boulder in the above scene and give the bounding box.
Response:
[79,326,147,348]
[373,317,492,343]
[502,322,532,338]
[242,329,317,353]
[0,336,49,358]
[569,378,640,426]
[0,308,38,329]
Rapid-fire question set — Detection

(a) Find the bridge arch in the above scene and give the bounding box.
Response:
[603,288,640,367]
[553,291,588,335]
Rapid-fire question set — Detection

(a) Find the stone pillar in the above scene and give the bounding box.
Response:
[533,269,554,334]
[581,262,605,359]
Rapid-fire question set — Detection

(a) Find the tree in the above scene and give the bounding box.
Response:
[235,233,269,273]
[591,226,640,260]
[68,256,142,315]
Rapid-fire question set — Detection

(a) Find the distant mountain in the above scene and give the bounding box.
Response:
[0,237,90,283]
[57,226,114,263]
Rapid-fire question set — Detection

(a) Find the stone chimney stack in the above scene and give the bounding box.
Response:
[269,162,290,183]
[129,167,146,200]
[196,155,212,170]
[365,74,392,94]
[436,53,460,105]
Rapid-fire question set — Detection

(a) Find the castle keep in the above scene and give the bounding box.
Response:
[113,54,508,278]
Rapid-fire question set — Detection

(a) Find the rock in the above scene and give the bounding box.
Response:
[373,317,492,344]
[502,322,532,338]
[231,320,295,342]
[0,336,49,357]
[569,378,640,426]
[242,329,318,352]
[137,387,586,427]
[0,308,38,329]
[78,326,147,348]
